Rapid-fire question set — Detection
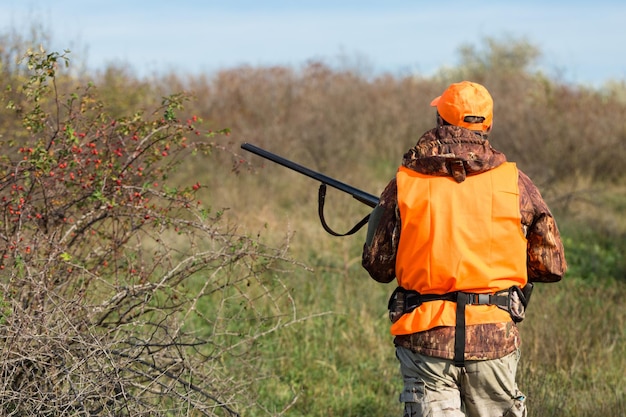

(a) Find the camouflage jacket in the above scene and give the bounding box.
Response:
[362,125,568,360]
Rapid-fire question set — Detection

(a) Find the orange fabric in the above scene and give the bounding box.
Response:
[430,81,493,131]
[391,163,528,335]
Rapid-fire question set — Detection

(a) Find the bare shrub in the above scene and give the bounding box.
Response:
[0,48,305,416]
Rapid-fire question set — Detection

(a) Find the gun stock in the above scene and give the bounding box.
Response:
[241,142,379,236]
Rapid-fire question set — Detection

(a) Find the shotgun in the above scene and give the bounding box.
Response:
[241,142,379,236]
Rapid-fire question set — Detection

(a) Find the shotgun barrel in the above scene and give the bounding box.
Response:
[241,142,379,208]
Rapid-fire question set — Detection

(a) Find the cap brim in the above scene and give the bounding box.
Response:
[430,96,441,107]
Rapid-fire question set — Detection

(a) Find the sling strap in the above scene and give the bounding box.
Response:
[318,184,370,236]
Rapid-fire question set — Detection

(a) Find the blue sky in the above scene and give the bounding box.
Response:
[1,0,625,86]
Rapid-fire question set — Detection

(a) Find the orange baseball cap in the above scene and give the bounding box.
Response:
[430,81,493,132]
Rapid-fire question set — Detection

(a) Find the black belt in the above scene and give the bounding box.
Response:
[391,287,509,367]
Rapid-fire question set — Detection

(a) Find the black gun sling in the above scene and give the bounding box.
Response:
[394,287,509,368]
[318,184,370,236]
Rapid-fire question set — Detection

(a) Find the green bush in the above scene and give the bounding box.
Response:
[563,233,625,281]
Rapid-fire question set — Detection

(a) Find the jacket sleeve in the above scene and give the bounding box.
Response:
[518,171,568,282]
[361,178,399,283]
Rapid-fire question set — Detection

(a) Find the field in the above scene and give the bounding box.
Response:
[221,183,625,417]
[0,33,624,416]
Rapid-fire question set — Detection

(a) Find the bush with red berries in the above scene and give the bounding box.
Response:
[0,48,297,416]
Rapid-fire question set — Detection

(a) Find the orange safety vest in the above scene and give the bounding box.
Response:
[392,162,528,336]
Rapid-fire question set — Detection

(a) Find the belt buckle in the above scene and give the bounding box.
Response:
[469,293,490,305]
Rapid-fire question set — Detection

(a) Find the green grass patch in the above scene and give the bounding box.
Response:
[235,229,626,417]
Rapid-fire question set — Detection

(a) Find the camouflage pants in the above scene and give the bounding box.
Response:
[396,347,527,417]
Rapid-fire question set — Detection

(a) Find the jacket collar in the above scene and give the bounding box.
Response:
[402,126,507,183]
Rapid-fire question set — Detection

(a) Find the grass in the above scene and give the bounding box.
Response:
[519,278,625,416]
[122,72,626,416]
[201,165,626,416]
[223,203,626,416]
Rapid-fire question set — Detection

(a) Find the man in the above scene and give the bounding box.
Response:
[362,81,567,417]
